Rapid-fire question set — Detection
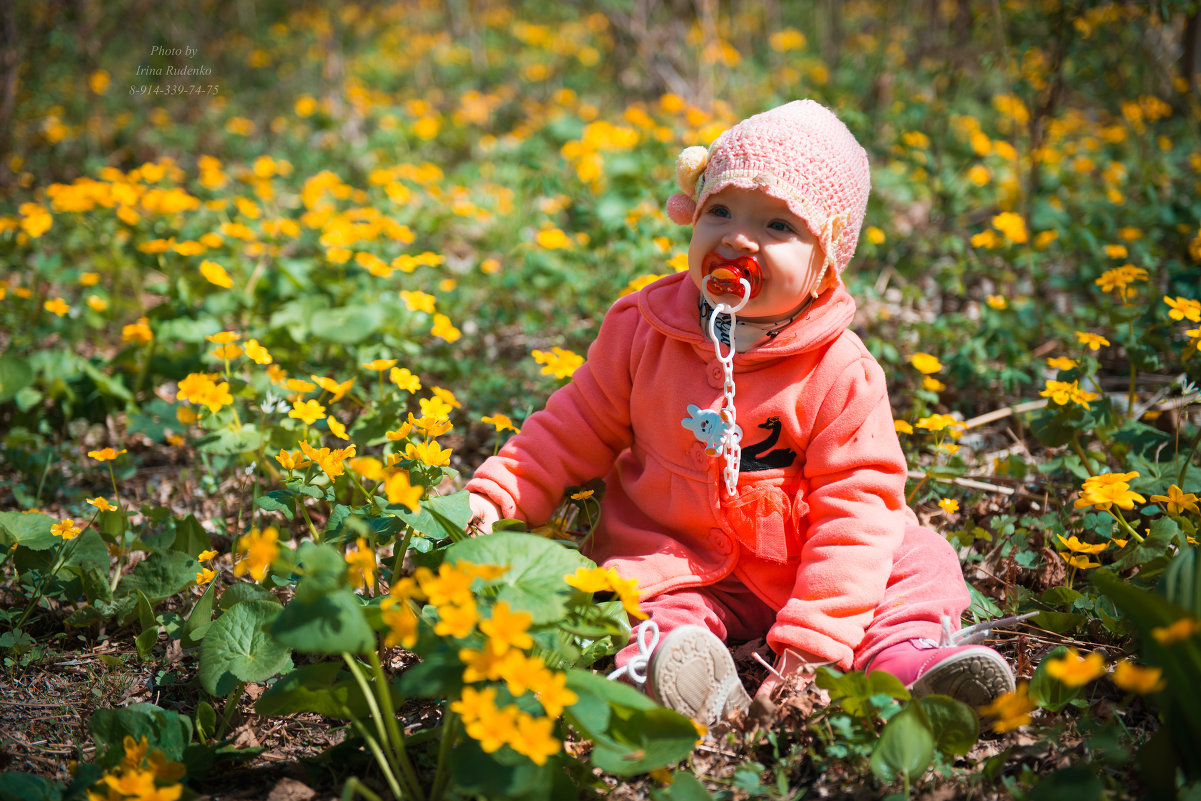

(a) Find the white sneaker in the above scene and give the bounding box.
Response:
[647,624,751,726]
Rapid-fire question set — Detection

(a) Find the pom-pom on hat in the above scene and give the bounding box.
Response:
[665,99,871,280]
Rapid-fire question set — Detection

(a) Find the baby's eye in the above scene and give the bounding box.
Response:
[707,205,731,218]
[768,220,795,233]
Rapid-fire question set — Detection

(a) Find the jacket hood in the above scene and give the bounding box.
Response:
[636,272,856,362]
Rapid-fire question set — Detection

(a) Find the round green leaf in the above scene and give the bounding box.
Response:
[870,703,935,784]
[916,695,979,756]
[199,600,291,695]
[269,587,374,654]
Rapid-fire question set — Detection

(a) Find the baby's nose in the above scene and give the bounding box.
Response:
[723,228,758,251]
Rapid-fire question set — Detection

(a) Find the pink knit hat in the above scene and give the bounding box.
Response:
[666,99,871,280]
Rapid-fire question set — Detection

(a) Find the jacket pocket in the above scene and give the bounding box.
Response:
[724,478,809,564]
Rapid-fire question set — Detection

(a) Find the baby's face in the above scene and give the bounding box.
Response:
[687,186,829,322]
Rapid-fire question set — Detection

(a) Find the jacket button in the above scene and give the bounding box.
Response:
[690,442,709,466]
[709,528,733,554]
[708,363,724,387]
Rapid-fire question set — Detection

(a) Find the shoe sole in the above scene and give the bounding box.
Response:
[910,648,1016,708]
[648,625,751,725]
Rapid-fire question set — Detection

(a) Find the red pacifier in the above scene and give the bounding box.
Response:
[702,253,763,303]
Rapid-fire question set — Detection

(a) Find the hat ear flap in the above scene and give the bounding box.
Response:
[666,192,697,225]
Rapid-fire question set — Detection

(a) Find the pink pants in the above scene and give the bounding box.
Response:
[615,524,970,671]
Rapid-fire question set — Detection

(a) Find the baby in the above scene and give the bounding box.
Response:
[467,100,1014,727]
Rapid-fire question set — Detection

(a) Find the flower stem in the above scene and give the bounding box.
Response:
[1108,508,1145,544]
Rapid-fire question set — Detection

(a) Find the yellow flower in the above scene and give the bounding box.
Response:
[232,526,280,582]
[530,669,578,717]
[51,518,81,540]
[380,596,419,648]
[289,399,327,426]
[389,367,421,394]
[511,712,561,765]
[480,601,534,654]
[532,347,584,380]
[536,228,571,249]
[1111,660,1165,694]
[564,566,612,593]
[276,448,310,471]
[244,339,273,365]
[986,294,1007,310]
[312,375,355,402]
[1046,356,1078,371]
[196,567,217,585]
[1058,551,1101,570]
[1045,648,1107,687]
[1055,534,1109,554]
[408,413,453,439]
[894,420,913,435]
[86,295,107,312]
[199,259,234,289]
[362,358,397,372]
[482,413,519,433]
[434,600,480,638]
[416,562,476,607]
[297,441,355,480]
[198,549,218,561]
[1040,380,1098,409]
[205,331,239,345]
[991,212,1029,244]
[910,353,942,374]
[405,440,452,467]
[978,682,1035,731]
[1074,471,1145,511]
[209,343,242,361]
[122,317,154,344]
[418,395,453,421]
[607,570,648,620]
[432,386,461,410]
[1163,296,1201,323]
[88,447,127,461]
[384,470,423,512]
[1149,484,1199,515]
[571,489,595,501]
[326,415,349,440]
[460,640,510,683]
[345,538,376,591]
[938,498,959,515]
[1151,617,1201,645]
[431,313,461,342]
[1095,264,1148,301]
[923,376,946,393]
[44,297,70,317]
[915,414,964,432]
[1075,331,1110,350]
[87,497,116,512]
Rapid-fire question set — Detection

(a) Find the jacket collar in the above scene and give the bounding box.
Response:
[636,272,856,361]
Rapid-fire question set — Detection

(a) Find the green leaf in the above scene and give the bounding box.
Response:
[1028,646,1081,712]
[117,551,198,602]
[219,582,278,610]
[255,490,296,520]
[446,532,593,625]
[195,425,263,456]
[136,626,160,661]
[0,511,58,551]
[87,703,193,767]
[181,579,217,648]
[256,661,403,719]
[170,515,211,556]
[199,600,292,695]
[0,772,62,801]
[394,489,473,541]
[1160,545,1201,617]
[658,771,714,801]
[915,695,979,756]
[309,305,383,344]
[270,588,374,655]
[564,669,696,776]
[0,352,35,402]
[870,703,935,783]
[1027,765,1104,801]
[195,701,217,743]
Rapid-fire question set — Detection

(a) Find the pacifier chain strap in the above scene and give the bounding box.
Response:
[705,278,750,497]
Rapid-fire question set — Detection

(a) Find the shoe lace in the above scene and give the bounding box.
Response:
[606,619,660,685]
[917,611,1039,648]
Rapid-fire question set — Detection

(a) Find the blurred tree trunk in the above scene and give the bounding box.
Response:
[1185,10,1200,89]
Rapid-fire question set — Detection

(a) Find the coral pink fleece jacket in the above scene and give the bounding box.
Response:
[466,272,910,668]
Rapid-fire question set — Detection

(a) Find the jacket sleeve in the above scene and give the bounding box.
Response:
[766,355,908,668]
[465,300,638,524]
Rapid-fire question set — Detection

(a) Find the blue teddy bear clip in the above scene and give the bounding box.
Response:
[681,404,740,456]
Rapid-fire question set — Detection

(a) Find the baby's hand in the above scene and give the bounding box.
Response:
[754,647,832,701]
[467,493,502,536]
